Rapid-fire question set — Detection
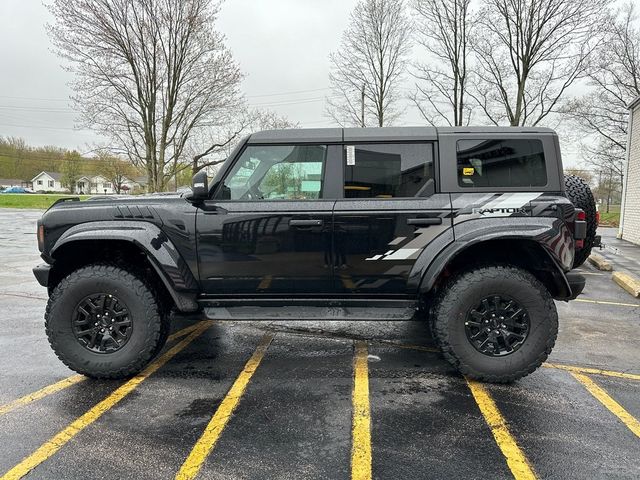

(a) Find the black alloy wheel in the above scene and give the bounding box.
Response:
[72,293,133,353]
[464,295,530,357]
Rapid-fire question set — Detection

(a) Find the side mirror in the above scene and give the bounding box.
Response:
[191,170,209,201]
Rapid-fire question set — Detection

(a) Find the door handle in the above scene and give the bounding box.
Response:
[407,217,443,226]
[289,219,323,227]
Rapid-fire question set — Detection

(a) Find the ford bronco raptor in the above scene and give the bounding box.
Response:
[33,127,589,383]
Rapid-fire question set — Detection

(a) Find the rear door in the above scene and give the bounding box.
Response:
[332,141,453,295]
[197,143,340,295]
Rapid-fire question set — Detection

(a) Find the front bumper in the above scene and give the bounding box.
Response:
[33,263,51,287]
[566,272,586,300]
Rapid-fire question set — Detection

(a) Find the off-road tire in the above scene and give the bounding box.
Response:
[564,174,597,267]
[45,264,165,379]
[432,265,558,383]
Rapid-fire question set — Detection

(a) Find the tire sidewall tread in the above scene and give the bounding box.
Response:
[45,264,165,379]
[432,265,558,383]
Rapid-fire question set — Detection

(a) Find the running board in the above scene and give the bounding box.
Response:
[203,306,417,321]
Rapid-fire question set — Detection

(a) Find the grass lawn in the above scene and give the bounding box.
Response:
[599,211,620,228]
[0,194,91,209]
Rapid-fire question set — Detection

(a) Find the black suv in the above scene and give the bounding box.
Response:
[33,127,588,383]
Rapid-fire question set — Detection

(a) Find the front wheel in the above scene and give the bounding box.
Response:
[432,265,558,383]
[45,264,167,379]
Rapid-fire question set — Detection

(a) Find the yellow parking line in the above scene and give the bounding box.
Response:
[167,322,204,342]
[1,320,213,480]
[257,275,273,290]
[0,376,86,416]
[0,323,205,418]
[341,274,357,290]
[543,363,640,382]
[175,333,274,480]
[574,298,640,308]
[466,379,536,480]
[571,373,640,438]
[351,341,372,480]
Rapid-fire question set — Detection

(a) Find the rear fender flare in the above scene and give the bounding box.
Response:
[415,217,573,298]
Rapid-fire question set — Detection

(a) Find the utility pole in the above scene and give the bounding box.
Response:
[361,84,365,128]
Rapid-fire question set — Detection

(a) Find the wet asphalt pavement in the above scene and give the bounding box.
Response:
[0,208,638,479]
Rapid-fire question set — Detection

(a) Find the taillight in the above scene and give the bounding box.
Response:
[37,223,44,251]
[576,210,586,221]
[576,239,584,249]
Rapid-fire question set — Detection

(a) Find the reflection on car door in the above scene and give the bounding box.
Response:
[196,144,336,295]
[332,143,453,295]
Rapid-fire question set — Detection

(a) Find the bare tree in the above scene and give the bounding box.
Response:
[0,137,29,178]
[411,0,473,126]
[48,0,243,192]
[189,108,299,175]
[562,2,640,186]
[61,151,83,192]
[326,0,412,127]
[96,151,138,194]
[471,0,610,127]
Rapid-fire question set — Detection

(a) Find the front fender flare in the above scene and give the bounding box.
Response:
[51,221,199,312]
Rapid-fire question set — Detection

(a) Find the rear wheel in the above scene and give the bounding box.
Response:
[45,264,167,379]
[564,174,597,267]
[432,265,558,383]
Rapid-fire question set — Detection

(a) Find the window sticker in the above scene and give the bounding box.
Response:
[463,167,475,176]
[346,145,356,165]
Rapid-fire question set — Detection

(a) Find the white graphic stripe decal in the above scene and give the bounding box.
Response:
[383,248,421,260]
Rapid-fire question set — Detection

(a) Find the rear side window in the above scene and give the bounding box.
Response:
[456,139,547,188]
[344,143,434,198]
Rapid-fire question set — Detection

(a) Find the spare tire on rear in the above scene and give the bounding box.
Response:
[564,174,597,268]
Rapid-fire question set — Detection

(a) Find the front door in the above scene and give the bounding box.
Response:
[333,142,453,295]
[197,143,335,295]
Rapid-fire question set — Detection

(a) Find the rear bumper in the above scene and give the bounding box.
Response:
[566,272,586,300]
[33,263,51,287]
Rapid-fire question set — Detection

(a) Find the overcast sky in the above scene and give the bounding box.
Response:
[0,0,583,165]
[0,0,368,151]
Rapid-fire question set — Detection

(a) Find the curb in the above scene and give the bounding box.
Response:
[588,254,613,271]
[612,271,640,298]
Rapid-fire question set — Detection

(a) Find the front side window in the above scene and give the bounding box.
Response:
[344,143,434,198]
[457,139,547,188]
[217,145,327,200]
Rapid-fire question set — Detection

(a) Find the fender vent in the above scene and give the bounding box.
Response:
[112,205,155,219]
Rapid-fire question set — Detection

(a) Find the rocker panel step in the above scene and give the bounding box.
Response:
[203,306,417,321]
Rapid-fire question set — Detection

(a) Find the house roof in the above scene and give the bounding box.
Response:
[31,171,63,182]
[628,96,640,111]
[0,178,27,185]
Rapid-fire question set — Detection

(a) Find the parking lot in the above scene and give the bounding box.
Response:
[1,208,638,479]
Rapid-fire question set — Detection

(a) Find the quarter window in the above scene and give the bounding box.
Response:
[217,145,327,200]
[344,143,434,198]
[457,139,547,188]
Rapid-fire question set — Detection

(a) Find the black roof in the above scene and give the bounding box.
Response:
[247,126,556,144]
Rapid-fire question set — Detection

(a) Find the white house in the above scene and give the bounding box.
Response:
[30,171,148,195]
[619,96,640,245]
[73,175,147,195]
[73,175,115,195]
[0,178,28,188]
[31,172,66,192]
